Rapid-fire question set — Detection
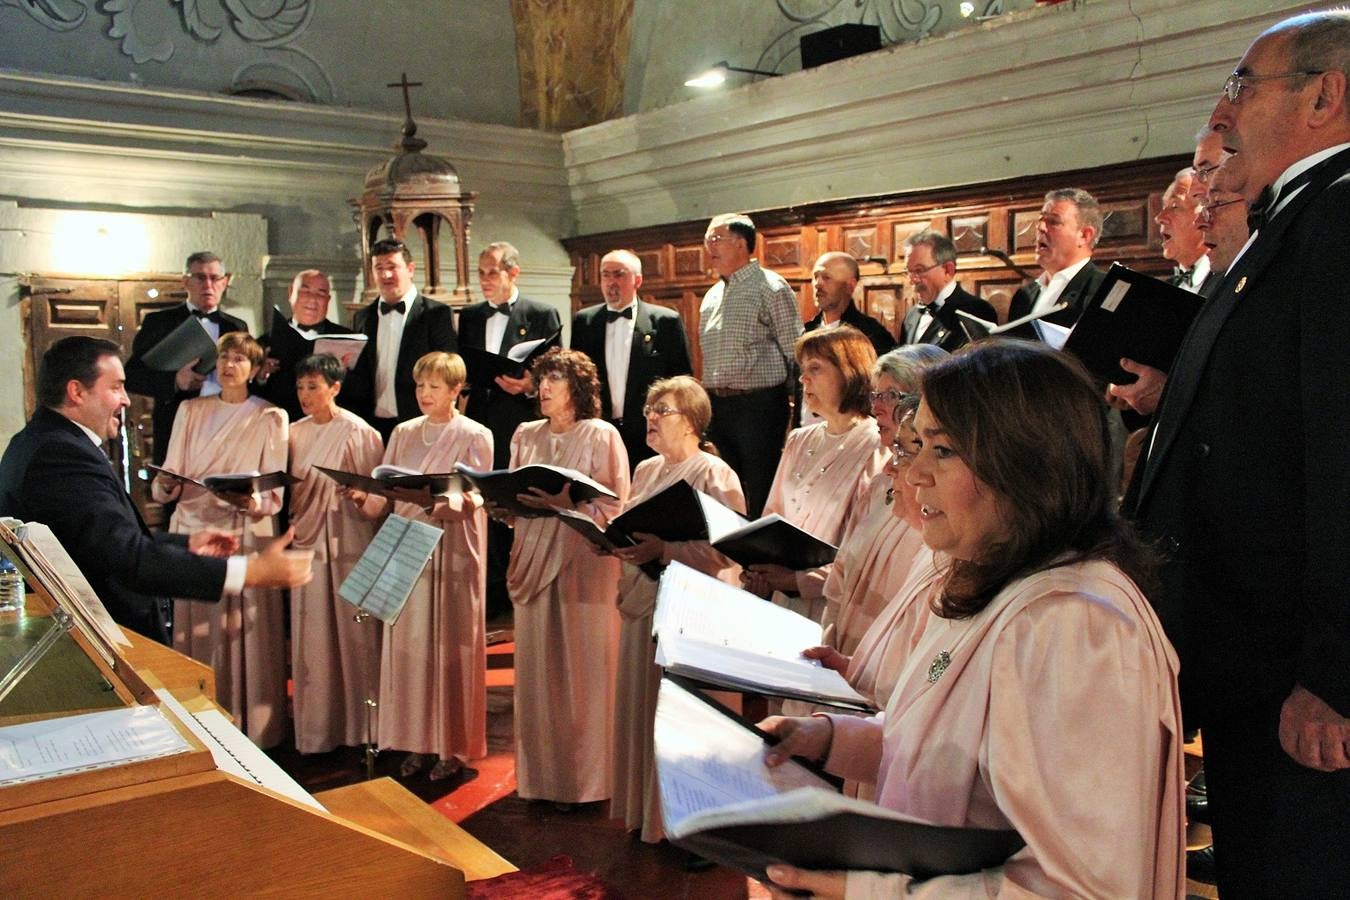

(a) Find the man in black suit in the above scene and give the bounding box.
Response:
[899,230,997,350]
[1005,188,1107,329]
[458,241,561,620]
[570,249,693,469]
[798,251,894,425]
[0,337,311,643]
[125,250,248,463]
[1155,167,1211,294]
[343,238,457,442]
[458,241,562,468]
[1128,11,1350,894]
[255,268,349,423]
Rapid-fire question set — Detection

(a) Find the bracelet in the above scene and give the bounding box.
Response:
[810,712,835,763]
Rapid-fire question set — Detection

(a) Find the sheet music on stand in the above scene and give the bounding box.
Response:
[0,520,127,704]
[337,514,442,625]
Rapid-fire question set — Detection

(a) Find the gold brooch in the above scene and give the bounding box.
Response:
[518,326,527,336]
[1235,276,1247,294]
[927,650,951,684]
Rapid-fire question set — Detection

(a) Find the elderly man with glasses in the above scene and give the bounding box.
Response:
[126,250,249,463]
[1126,10,1350,895]
[898,229,996,351]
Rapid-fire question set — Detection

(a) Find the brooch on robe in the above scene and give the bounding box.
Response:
[927,650,952,684]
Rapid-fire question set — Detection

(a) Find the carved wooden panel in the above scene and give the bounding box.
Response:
[637,250,663,280]
[561,154,1188,373]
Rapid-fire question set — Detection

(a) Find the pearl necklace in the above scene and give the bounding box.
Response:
[421,417,452,447]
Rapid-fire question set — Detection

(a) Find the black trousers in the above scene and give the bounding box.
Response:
[1202,710,1350,898]
[707,384,791,519]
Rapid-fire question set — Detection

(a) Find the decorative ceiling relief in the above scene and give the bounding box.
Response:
[2,0,89,31]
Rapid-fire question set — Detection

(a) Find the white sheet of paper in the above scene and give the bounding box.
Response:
[655,634,870,708]
[0,705,191,786]
[338,514,443,624]
[653,561,822,656]
[153,689,325,812]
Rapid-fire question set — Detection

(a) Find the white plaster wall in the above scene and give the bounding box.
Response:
[581,0,1324,235]
[0,72,572,443]
[0,0,521,125]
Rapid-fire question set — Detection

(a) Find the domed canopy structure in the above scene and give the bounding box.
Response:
[352,74,477,304]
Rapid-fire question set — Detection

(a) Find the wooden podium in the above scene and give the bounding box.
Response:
[0,541,513,897]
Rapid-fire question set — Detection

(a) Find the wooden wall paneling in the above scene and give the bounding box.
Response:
[560,154,1190,364]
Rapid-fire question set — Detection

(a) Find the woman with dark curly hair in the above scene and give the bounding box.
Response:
[761,341,1184,899]
[502,347,630,809]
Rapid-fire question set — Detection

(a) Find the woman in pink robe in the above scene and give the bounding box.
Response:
[152,332,288,748]
[608,375,745,842]
[744,327,886,622]
[818,344,946,656]
[345,351,492,782]
[762,342,1185,899]
[287,354,384,754]
[500,348,630,808]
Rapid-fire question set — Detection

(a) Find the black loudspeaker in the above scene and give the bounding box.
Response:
[800,23,883,70]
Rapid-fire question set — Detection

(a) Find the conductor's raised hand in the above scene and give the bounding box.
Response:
[243,527,313,588]
[758,714,834,768]
[174,358,207,392]
[516,482,573,512]
[188,528,239,558]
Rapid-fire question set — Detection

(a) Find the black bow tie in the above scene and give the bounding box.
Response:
[1172,265,1194,286]
[191,308,222,324]
[379,300,406,316]
[1247,167,1318,233]
[491,303,511,317]
[605,306,634,323]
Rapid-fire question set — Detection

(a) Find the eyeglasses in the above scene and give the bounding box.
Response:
[539,370,568,383]
[703,233,736,246]
[1192,158,1229,185]
[643,404,682,418]
[187,273,229,284]
[1196,196,1245,223]
[1222,70,1323,104]
[890,440,918,464]
[904,262,943,279]
[869,388,915,407]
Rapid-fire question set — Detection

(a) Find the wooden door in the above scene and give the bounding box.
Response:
[23,275,186,528]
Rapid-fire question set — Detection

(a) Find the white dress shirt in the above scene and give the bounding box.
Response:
[604,301,636,417]
[374,285,416,419]
[484,287,521,355]
[912,279,958,341]
[187,302,223,398]
[1030,256,1092,318]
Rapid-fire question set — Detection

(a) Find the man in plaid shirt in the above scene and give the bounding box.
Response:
[698,213,803,517]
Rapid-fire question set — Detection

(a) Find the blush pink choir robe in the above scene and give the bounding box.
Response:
[612,451,745,843]
[374,414,493,766]
[287,408,384,754]
[507,419,630,804]
[763,419,886,621]
[819,472,927,657]
[824,561,1185,899]
[156,395,288,747]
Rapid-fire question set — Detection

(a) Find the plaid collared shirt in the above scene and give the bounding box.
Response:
[698,260,802,391]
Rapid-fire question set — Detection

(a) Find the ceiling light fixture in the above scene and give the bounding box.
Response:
[684,61,781,89]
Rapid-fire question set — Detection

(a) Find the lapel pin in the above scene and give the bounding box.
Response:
[1235,276,1247,294]
[643,333,652,343]
[518,326,527,336]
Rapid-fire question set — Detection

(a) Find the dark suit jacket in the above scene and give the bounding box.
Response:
[570,300,694,469]
[458,296,561,469]
[805,302,897,357]
[900,285,997,351]
[0,407,227,643]
[1006,261,1107,330]
[343,293,457,423]
[1128,147,1350,726]
[125,305,248,463]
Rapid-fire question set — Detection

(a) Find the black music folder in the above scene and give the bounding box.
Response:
[655,678,1024,882]
[711,514,837,570]
[147,465,296,494]
[314,464,459,498]
[139,315,218,374]
[460,329,561,383]
[1062,262,1203,384]
[454,462,618,518]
